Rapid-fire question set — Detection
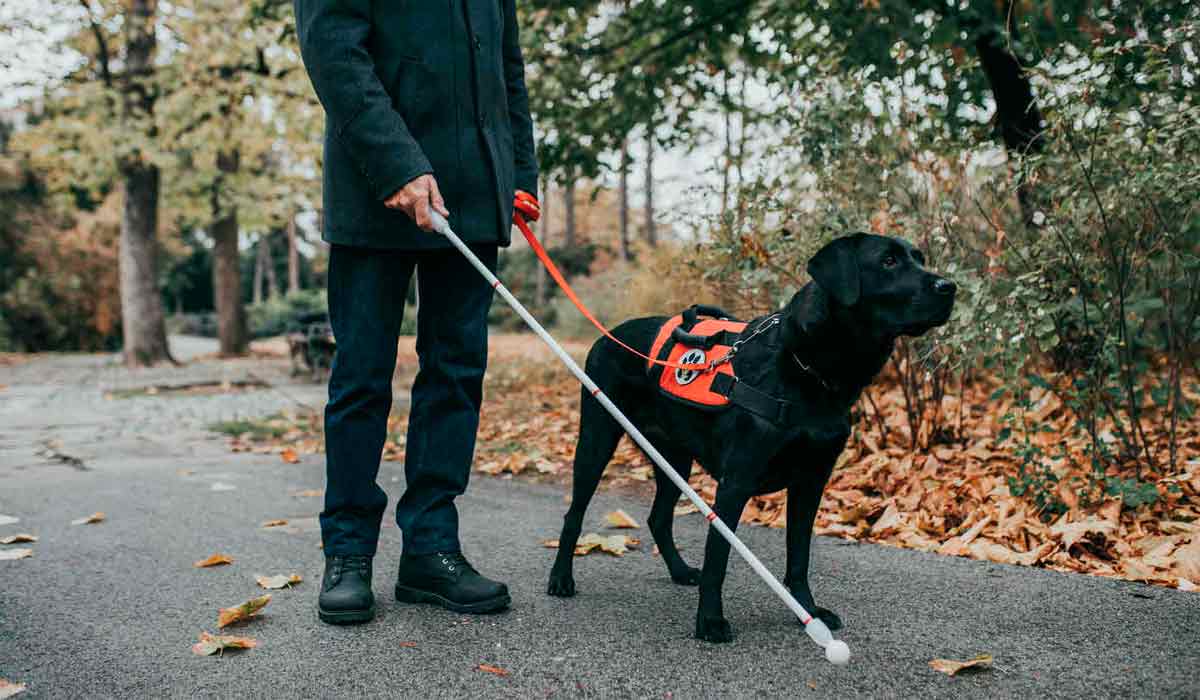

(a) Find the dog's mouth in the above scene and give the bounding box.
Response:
[899,301,954,337]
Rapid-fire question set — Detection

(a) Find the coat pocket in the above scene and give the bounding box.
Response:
[390,57,436,134]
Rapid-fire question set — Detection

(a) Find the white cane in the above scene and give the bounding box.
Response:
[430,210,850,665]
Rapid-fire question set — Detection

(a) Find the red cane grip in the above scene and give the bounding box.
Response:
[513,190,541,224]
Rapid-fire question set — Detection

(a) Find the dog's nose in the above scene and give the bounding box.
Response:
[933,278,957,296]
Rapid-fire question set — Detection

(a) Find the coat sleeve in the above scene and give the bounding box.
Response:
[294,0,432,201]
[502,0,539,197]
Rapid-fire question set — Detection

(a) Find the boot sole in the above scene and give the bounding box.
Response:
[317,603,376,625]
[394,584,511,614]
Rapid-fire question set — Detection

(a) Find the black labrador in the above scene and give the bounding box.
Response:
[546,232,956,643]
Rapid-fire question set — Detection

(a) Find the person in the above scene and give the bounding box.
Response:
[294,0,538,625]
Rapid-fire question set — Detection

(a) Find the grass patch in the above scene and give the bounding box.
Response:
[209,414,293,440]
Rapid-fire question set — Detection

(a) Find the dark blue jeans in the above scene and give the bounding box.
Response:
[321,242,497,557]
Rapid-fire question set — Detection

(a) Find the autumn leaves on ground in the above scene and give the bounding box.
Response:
[220,333,1200,595]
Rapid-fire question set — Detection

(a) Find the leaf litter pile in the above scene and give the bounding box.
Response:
[215,334,1200,591]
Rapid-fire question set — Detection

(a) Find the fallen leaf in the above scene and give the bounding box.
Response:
[929,654,994,676]
[476,664,509,677]
[194,554,234,568]
[0,515,19,526]
[0,549,33,561]
[280,448,300,464]
[1049,516,1114,549]
[673,502,699,516]
[578,533,639,556]
[399,641,418,648]
[291,489,323,498]
[261,519,289,528]
[70,512,105,525]
[177,469,195,477]
[255,574,302,589]
[1176,537,1200,581]
[0,678,27,698]
[217,594,271,628]
[191,631,258,656]
[0,534,37,544]
[605,509,639,529]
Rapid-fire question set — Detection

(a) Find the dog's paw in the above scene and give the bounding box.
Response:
[811,606,843,631]
[695,614,734,643]
[546,572,576,598]
[814,606,843,630]
[670,566,701,586]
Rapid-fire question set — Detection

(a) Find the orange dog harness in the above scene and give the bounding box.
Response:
[647,310,747,408]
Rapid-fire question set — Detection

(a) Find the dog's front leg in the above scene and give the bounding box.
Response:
[694,483,753,643]
[784,460,842,630]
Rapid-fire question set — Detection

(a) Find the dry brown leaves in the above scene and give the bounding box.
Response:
[0,549,32,561]
[604,510,639,529]
[217,594,271,628]
[929,654,994,676]
[280,448,300,464]
[215,334,1200,591]
[261,519,289,528]
[192,631,257,656]
[194,554,234,568]
[255,574,302,589]
[543,533,641,556]
[70,512,105,525]
[476,664,509,677]
[0,534,36,544]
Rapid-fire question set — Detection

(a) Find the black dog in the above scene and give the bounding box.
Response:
[547,233,956,643]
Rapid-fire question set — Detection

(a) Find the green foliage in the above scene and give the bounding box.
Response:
[246,289,327,339]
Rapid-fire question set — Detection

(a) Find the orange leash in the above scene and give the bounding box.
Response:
[512,193,706,373]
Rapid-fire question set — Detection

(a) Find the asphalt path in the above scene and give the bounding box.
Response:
[1,348,1198,698]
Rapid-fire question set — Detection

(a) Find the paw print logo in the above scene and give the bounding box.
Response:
[674,349,706,386]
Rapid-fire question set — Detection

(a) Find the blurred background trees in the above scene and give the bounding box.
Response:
[1,1,1196,485]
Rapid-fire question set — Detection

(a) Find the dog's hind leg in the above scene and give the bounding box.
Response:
[647,448,701,586]
[547,388,624,598]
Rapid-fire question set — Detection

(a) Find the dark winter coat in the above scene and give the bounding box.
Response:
[295,0,538,250]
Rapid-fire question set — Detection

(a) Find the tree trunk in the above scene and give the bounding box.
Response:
[564,179,576,248]
[975,24,1045,225]
[262,233,278,300]
[117,0,171,367]
[721,71,732,219]
[211,149,248,356]
[643,125,656,247]
[287,214,300,294]
[253,237,266,306]
[618,141,632,261]
[119,166,172,366]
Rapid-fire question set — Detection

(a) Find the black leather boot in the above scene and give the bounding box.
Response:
[394,551,510,614]
[318,554,376,625]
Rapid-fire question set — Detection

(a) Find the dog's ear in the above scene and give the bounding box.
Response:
[807,234,863,307]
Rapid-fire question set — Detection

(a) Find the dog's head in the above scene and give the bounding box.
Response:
[805,233,956,338]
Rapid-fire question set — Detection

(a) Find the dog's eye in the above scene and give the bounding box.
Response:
[883,255,899,268]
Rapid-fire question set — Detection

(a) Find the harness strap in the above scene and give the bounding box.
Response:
[514,212,708,373]
[711,373,796,425]
[670,328,741,350]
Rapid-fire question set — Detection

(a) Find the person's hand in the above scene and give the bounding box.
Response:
[513,190,541,224]
[384,174,449,232]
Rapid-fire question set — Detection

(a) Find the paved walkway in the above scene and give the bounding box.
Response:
[0,341,1197,698]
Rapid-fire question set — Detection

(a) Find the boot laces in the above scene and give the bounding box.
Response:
[436,552,475,576]
[332,554,371,576]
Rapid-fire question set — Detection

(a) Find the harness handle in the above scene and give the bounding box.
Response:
[512,196,708,373]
